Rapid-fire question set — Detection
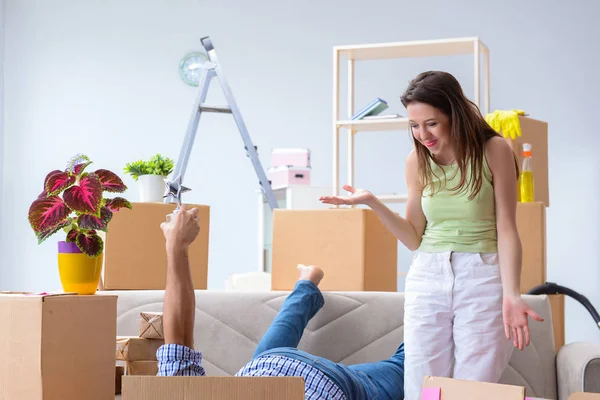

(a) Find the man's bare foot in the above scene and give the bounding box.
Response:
[297,264,324,286]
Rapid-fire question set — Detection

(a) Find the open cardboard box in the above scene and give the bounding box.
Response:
[421,377,600,399]
[122,376,305,399]
[121,375,600,399]
[422,376,525,399]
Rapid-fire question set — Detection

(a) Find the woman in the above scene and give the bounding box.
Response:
[320,71,543,400]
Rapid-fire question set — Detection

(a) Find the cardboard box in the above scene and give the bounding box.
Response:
[516,202,546,293]
[126,360,158,376]
[506,116,549,207]
[140,311,164,340]
[421,376,525,399]
[549,294,565,352]
[0,293,117,400]
[122,376,305,399]
[271,209,397,291]
[569,394,600,400]
[116,336,164,361]
[102,202,210,290]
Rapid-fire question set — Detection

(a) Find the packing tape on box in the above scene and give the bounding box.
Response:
[139,312,164,340]
[116,336,163,361]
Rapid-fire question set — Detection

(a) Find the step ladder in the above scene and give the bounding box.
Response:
[164,36,278,212]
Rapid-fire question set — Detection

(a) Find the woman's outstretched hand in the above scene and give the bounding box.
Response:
[319,185,376,206]
[502,295,544,350]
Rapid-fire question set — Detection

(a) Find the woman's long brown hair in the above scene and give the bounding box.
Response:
[400,71,518,200]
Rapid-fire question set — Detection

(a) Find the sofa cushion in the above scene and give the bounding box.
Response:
[109,291,557,399]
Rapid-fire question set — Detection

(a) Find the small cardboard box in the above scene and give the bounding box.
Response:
[271,208,397,291]
[549,294,565,352]
[140,311,164,340]
[0,293,117,400]
[505,116,549,207]
[116,336,164,361]
[516,202,546,293]
[421,376,525,399]
[102,202,210,290]
[126,360,158,376]
[122,376,304,399]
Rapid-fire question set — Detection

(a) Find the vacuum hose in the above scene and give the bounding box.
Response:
[527,282,600,330]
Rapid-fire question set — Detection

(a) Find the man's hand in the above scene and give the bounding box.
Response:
[160,204,201,250]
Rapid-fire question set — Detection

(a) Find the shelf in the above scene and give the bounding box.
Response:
[335,37,487,61]
[377,194,408,203]
[337,118,409,132]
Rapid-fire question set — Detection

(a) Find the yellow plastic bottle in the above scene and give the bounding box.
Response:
[519,143,535,202]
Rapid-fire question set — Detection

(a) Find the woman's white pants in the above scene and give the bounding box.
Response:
[403,251,514,400]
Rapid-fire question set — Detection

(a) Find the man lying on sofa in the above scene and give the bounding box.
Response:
[157,204,406,400]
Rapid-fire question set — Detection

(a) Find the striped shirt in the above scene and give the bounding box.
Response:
[236,355,346,400]
[157,344,346,399]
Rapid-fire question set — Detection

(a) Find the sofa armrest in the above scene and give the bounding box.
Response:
[557,342,600,399]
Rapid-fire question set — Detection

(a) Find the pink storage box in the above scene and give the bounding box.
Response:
[267,166,311,189]
[271,148,311,168]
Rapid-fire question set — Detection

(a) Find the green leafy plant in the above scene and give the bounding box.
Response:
[124,154,175,181]
[28,154,132,257]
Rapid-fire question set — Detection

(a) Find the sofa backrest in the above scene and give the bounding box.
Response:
[112,291,557,399]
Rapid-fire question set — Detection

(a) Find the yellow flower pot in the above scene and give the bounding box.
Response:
[57,241,103,295]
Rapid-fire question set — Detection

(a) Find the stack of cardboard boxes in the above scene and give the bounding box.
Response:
[267,148,312,189]
[509,116,564,351]
[115,311,165,386]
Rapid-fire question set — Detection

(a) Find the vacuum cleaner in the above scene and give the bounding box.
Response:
[528,282,600,330]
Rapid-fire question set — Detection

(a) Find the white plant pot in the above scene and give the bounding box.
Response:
[138,174,166,203]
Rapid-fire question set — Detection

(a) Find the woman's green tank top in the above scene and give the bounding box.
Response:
[419,156,497,253]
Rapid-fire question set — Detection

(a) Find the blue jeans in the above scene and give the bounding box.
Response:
[253,280,405,400]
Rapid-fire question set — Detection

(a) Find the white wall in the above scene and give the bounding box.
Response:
[2,0,599,345]
[0,0,4,288]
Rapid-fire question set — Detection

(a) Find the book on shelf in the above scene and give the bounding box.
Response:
[362,114,403,120]
[350,98,389,120]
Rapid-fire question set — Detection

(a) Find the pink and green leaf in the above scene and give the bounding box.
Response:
[66,228,79,243]
[71,161,92,176]
[45,171,76,196]
[104,197,132,212]
[36,220,72,244]
[40,169,60,198]
[78,207,113,231]
[76,231,104,257]
[28,196,71,234]
[94,169,127,193]
[63,173,102,215]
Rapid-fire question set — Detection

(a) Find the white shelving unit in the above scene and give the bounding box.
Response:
[332,36,490,199]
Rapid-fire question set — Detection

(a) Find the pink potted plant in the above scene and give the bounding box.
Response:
[28,154,131,294]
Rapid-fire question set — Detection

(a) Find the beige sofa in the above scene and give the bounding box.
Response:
[111,291,600,399]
